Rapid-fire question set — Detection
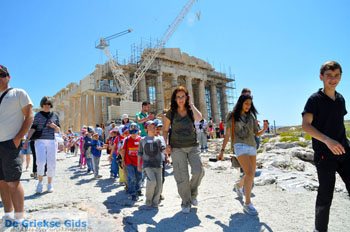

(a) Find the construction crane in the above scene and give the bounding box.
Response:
[95,29,132,95]
[97,0,198,100]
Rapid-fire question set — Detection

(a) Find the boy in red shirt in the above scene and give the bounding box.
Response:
[121,123,142,201]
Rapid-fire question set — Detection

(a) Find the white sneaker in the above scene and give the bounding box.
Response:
[191,198,198,206]
[36,182,43,193]
[243,203,258,216]
[47,183,54,193]
[181,206,191,214]
[234,183,244,198]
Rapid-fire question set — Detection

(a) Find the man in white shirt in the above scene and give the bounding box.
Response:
[0,65,33,223]
[195,119,208,152]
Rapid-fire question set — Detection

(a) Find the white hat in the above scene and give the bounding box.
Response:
[121,114,129,120]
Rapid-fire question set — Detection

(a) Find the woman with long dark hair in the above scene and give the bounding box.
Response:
[163,86,204,214]
[218,94,267,216]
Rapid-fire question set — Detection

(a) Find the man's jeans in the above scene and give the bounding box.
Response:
[126,164,142,196]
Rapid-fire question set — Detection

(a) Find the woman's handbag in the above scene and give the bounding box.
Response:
[230,117,241,168]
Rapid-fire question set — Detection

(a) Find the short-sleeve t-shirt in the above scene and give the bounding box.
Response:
[123,135,142,166]
[0,88,33,142]
[219,121,225,130]
[113,135,124,154]
[138,136,165,168]
[91,140,103,157]
[136,112,148,137]
[226,112,259,148]
[302,89,350,156]
[165,110,197,148]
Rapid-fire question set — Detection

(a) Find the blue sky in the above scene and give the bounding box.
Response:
[2,0,350,126]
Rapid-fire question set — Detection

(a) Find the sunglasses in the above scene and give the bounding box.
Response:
[0,73,8,78]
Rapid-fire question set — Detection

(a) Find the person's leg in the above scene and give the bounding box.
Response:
[7,181,24,220]
[187,146,204,201]
[30,141,37,176]
[92,156,97,177]
[126,165,136,196]
[203,133,208,150]
[237,154,254,205]
[46,140,57,184]
[25,154,30,170]
[337,155,350,194]
[314,155,337,232]
[171,148,191,208]
[35,140,47,182]
[153,167,163,206]
[136,166,142,194]
[111,153,117,177]
[144,167,156,206]
[162,161,166,184]
[0,180,13,214]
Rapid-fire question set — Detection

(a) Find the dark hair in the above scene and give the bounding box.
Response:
[170,86,191,113]
[320,61,342,76]
[142,101,150,106]
[101,123,105,130]
[40,96,53,108]
[227,95,258,122]
[122,119,130,125]
[241,88,251,95]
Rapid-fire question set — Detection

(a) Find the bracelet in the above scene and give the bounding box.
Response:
[323,136,329,142]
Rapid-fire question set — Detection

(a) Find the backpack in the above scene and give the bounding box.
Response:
[168,109,196,146]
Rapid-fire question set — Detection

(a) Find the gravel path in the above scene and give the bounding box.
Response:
[1,146,349,231]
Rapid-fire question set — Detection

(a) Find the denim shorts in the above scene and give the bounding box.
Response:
[234,143,257,157]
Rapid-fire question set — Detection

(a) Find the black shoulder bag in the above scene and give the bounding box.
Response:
[0,88,13,105]
[31,112,53,141]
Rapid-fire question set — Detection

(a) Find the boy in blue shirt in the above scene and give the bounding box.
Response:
[91,133,104,179]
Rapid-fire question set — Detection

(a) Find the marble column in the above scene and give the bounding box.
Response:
[221,86,228,119]
[64,103,69,133]
[156,72,165,114]
[171,75,178,92]
[87,94,95,127]
[80,93,87,127]
[102,96,108,123]
[185,76,193,99]
[68,98,74,130]
[210,84,220,124]
[138,76,147,102]
[198,80,208,120]
[74,96,81,132]
[95,95,103,125]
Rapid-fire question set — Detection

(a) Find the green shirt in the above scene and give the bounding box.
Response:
[136,112,148,137]
[166,110,198,148]
[226,113,259,148]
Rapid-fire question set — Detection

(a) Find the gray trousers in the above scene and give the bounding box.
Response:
[144,167,163,206]
[172,146,205,207]
[197,132,208,149]
[92,156,100,177]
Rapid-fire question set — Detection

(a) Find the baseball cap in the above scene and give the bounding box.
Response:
[0,65,9,76]
[129,123,139,134]
[153,119,163,127]
[145,120,156,130]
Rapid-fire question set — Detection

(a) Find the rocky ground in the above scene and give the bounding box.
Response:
[1,136,349,231]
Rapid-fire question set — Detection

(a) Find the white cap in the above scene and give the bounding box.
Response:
[121,114,129,120]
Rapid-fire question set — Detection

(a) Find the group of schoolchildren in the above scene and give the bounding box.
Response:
[76,113,168,208]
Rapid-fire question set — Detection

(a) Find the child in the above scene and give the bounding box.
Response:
[83,127,94,174]
[138,121,166,207]
[90,133,104,179]
[154,119,168,201]
[79,129,87,168]
[302,61,350,232]
[121,123,142,201]
[108,128,118,179]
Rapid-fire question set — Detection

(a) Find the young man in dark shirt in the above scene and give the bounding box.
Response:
[302,61,350,232]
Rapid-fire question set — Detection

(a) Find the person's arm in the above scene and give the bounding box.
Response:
[163,115,172,154]
[188,95,202,122]
[218,127,231,160]
[137,156,142,172]
[14,104,34,148]
[255,120,269,136]
[302,113,345,155]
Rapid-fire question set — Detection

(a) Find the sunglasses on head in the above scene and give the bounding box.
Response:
[0,73,8,78]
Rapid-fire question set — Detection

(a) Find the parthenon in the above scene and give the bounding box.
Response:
[51,48,235,133]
